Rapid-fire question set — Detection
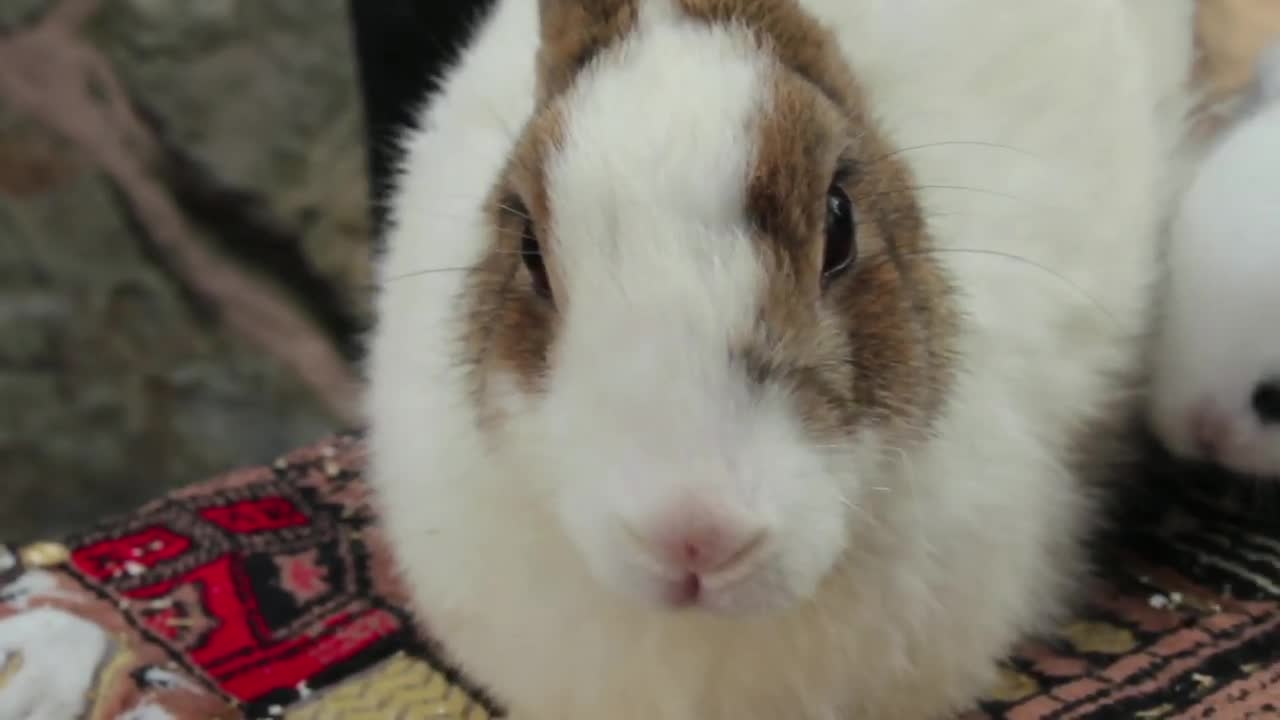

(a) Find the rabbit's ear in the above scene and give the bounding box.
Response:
[536,0,640,101]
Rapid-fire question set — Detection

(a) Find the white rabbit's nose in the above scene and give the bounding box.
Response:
[658,522,768,576]
[623,501,770,578]
[1191,402,1231,460]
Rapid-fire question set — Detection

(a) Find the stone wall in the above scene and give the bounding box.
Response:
[0,0,369,540]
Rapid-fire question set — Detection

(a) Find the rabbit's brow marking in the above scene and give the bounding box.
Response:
[536,0,640,101]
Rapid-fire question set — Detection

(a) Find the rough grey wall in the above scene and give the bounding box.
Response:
[0,0,369,540]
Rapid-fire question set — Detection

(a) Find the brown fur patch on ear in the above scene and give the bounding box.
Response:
[537,0,641,101]
[677,0,864,118]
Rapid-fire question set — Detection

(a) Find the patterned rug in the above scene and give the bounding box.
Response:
[1,434,1277,719]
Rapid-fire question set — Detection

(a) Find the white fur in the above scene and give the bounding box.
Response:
[1149,47,1280,479]
[367,1,1197,718]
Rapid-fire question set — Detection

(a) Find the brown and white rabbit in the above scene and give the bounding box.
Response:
[366,1,1198,718]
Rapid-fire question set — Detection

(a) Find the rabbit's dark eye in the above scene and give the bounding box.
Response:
[521,220,552,300]
[822,183,856,284]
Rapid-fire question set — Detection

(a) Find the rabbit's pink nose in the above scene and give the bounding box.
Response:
[638,518,769,576]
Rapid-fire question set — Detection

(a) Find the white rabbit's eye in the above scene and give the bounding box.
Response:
[521,220,553,301]
[822,183,856,284]
[1252,380,1280,424]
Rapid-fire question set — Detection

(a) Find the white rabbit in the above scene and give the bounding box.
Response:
[366,1,1198,718]
[1149,42,1280,479]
